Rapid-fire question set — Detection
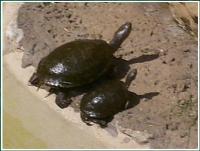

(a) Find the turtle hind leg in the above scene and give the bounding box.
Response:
[55,91,72,109]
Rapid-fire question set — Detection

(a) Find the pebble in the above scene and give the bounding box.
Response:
[123,137,130,143]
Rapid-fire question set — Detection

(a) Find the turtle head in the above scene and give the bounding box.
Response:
[109,22,132,52]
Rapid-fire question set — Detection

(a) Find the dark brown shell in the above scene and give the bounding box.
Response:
[80,80,128,118]
[37,39,114,88]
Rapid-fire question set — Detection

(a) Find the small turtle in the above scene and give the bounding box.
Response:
[29,22,132,108]
[80,69,138,127]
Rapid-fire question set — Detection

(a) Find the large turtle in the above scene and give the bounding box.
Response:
[29,22,132,108]
[80,69,138,127]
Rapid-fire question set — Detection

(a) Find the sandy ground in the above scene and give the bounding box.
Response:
[3,2,198,149]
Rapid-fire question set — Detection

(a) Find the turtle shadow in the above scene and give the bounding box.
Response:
[113,53,159,79]
[127,54,160,64]
[100,91,159,128]
[121,91,159,110]
[138,92,160,101]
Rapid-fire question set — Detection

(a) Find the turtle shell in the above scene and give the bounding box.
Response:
[36,39,114,88]
[80,80,128,118]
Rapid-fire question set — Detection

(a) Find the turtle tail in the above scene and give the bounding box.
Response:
[125,69,137,88]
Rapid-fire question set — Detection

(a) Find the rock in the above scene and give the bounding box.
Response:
[104,122,118,137]
[5,16,24,50]
[116,122,154,144]
[184,2,198,23]
[169,2,198,37]
[166,122,179,131]
[123,137,131,143]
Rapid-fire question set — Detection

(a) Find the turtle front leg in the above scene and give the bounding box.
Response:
[80,112,93,126]
[55,91,72,109]
[80,112,108,128]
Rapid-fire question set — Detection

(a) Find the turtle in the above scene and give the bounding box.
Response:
[29,22,132,109]
[80,69,138,127]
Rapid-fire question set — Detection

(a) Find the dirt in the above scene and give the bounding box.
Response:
[16,2,198,149]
